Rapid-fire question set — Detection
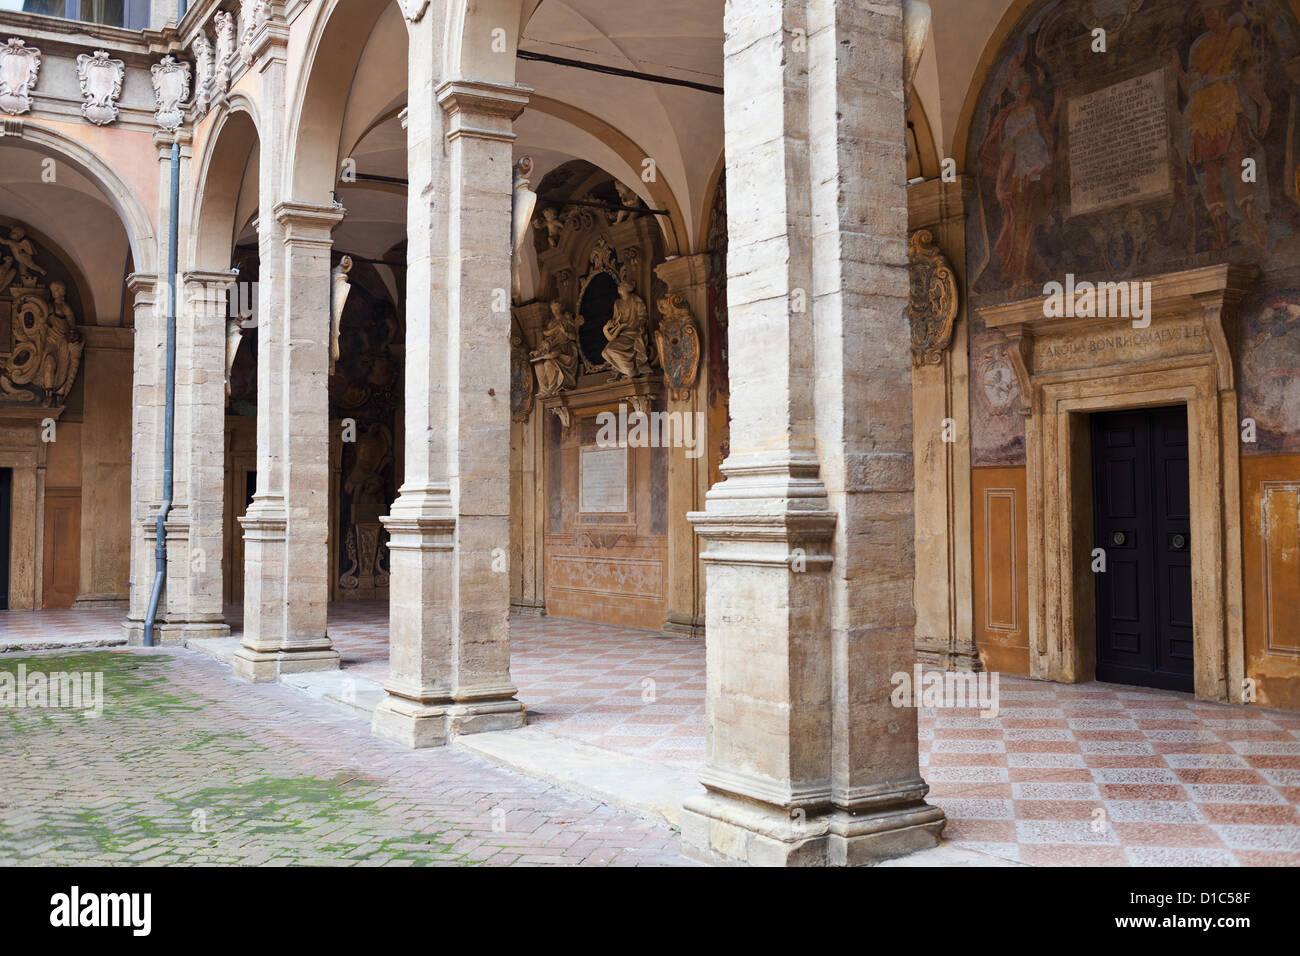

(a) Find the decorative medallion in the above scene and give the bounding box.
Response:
[0,38,40,116]
[981,357,1018,414]
[654,292,701,401]
[76,51,125,127]
[151,56,191,132]
[906,228,959,368]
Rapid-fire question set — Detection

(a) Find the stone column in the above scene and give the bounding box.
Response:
[123,272,163,642]
[372,15,529,748]
[157,271,237,642]
[684,0,943,867]
[233,203,343,679]
[654,253,711,639]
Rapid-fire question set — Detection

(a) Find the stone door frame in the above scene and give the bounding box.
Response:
[981,264,1254,703]
[0,412,55,610]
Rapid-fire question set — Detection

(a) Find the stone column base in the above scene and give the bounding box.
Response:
[371,693,527,749]
[660,613,704,640]
[231,646,340,682]
[915,640,984,672]
[509,598,546,617]
[157,622,232,645]
[681,790,945,867]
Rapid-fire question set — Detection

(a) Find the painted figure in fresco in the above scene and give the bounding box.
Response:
[978,62,1060,296]
[530,299,581,396]
[602,280,652,380]
[1171,0,1272,250]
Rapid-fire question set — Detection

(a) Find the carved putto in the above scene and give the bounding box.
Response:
[906,228,959,368]
[0,38,40,116]
[534,207,564,248]
[655,293,701,401]
[151,56,191,132]
[530,299,582,397]
[193,33,213,116]
[76,51,125,127]
[603,280,652,380]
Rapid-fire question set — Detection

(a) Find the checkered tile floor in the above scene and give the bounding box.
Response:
[5,602,1300,865]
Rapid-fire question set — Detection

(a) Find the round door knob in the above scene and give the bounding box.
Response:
[1111,531,1126,546]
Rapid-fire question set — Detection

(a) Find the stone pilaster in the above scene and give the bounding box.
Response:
[123,272,162,643]
[683,0,943,867]
[510,300,549,618]
[654,253,711,639]
[157,271,237,642]
[372,18,528,748]
[233,202,343,680]
[908,176,978,671]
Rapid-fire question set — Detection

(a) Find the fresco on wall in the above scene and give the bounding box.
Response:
[966,0,1300,465]
[967,0,1300,303]
[1239,286,1300,454]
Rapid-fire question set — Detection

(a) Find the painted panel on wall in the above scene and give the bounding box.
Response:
[973,467,1030,676]
[1242,454,1300,711]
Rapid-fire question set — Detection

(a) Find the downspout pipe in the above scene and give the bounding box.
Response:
[143,0,187,646]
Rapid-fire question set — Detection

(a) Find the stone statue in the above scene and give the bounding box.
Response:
[530,299,581,396]
[1,226,45,278]
[340,422,393,594]
[613,182,639,223]
[193,33,213,116]
[534,207,564,248]
[602,280,651,380]
[214,11,236,93]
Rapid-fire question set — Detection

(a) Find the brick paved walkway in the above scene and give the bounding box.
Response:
[0,647,687,866]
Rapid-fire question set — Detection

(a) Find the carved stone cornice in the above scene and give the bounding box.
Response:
[274,199,345,243]
[435,79,531,143]
[978,263,1259,405]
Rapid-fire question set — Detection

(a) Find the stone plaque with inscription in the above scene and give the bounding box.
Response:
[580,445,628,514]
[1068,70,1171,217]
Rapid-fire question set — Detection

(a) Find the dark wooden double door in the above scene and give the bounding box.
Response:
[1091,406,1194,693]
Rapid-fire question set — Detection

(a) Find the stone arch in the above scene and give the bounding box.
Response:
[284,0,408,206]
[190,100,261,271]
[5,122,157,277]
[448,0,530,84]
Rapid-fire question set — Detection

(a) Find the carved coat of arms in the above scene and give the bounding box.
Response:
[77,51,125,127]
[654,292,701,401]
[0,38,40,116]
[906,228,959,368]
[151,56,191,132]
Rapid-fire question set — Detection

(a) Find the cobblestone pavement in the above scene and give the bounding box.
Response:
[0,648,688,866]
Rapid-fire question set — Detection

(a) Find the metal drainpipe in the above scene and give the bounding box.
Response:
[143,0,187,646]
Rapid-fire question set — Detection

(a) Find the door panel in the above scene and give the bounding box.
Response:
[1092,406,1194,692]
[42,488,80,609]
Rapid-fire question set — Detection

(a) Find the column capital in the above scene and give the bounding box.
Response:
[274,199,345,241]
[435,79,531,142]
[126,272,159,300]
[654,252,711,296]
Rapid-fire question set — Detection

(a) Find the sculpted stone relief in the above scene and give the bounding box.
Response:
[0,38,40,116]
[193,33,214,116]
[151,56,190,132]
[214,11,237,95]
[76,51,125,127]
[531,299,581,398]
[0,227,83,407]
[602,280,652,380]
[907,228,960,367]
[654,292,701,401]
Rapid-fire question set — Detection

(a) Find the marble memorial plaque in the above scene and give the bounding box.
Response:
[580,445,628,514]
[1068,70,1171,216]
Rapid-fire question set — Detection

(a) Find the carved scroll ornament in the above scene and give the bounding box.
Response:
[907,228,959,368]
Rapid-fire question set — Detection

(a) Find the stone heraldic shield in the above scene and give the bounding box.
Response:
[0,38,40,117]
[77,51,125,127]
